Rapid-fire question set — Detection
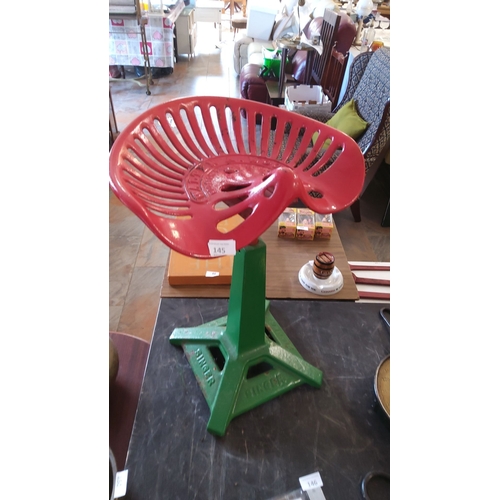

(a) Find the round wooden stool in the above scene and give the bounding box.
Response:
[231,18,247,40]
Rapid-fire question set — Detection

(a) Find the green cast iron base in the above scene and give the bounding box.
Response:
[169,239,323,436]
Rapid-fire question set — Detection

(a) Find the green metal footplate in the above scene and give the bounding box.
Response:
[169,239,323,436]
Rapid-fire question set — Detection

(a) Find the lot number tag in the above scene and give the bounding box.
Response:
[299,472,326,500]
[208,239,236,257]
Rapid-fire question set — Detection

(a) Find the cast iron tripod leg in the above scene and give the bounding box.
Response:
[169,239,323,435]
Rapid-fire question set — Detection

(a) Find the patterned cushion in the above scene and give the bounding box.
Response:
[351,47,390,156]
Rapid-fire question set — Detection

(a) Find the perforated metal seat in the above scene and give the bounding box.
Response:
[109,96,365,258]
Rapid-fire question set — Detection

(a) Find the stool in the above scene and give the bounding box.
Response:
[231,17,247,40]
[109,96,365,435]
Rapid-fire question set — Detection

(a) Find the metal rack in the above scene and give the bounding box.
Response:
[109,0,153,95]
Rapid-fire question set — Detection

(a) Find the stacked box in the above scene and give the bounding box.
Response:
[277,207,297,239]
[295,208,315,240]
[314,213,334,240]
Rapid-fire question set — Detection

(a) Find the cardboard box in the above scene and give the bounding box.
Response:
[246,2,278,40]
[278,207,296,238]
[285,84,331,112]
[296,208,315,240]
[314,212,334,240]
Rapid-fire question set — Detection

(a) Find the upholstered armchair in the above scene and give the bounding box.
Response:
[292,47,390,222]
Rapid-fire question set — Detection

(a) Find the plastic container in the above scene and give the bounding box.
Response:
[360,20,375,52]
[262,48,283,77]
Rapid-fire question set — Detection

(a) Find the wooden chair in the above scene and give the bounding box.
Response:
[310,9,341,87]
[320,46,349,111]
[224,0,245,20]
[231,17,247,40]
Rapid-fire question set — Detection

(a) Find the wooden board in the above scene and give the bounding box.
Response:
[167,252,234,285]
[166,215,243,286]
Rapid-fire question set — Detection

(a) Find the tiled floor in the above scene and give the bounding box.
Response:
[109,18,390,343]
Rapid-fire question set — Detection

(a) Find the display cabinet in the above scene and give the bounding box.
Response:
[175,6,197,58]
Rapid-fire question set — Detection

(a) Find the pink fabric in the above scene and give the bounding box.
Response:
[109,17,175,68]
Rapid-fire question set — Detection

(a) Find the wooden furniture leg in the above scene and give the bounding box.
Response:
[350,198,361,222]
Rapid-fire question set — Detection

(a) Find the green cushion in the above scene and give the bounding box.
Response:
[312,99,369,147]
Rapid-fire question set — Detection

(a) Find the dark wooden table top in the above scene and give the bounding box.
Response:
[123,299,389,499]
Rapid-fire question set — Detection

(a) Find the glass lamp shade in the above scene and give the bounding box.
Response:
[356,0,374,17]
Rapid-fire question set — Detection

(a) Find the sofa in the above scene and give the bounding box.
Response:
[239,11,356,104]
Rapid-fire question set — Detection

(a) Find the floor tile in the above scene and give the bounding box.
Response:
[109,235,142,306]
[109,305,123,332]
[136,228,171,268]
[116,266,165,342]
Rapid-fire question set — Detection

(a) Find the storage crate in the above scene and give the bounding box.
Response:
[285,84,331,112]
